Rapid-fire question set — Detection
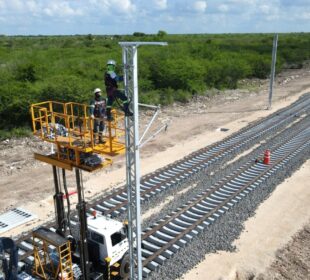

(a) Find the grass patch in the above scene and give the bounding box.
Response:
[0,127,32,140]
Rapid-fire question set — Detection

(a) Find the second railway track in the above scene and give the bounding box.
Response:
[88,93,310,218]
[140,119,310,278]
[14,93,310,276]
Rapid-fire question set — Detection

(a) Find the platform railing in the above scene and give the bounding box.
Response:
[30,101,126,171]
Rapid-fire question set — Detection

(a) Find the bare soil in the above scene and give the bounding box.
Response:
[0,66,310,279]
[260,222,310,280]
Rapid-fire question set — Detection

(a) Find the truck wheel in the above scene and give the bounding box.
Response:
[119,254,130,278]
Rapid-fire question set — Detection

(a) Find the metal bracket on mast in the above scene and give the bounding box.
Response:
[138,103,169,148]
[119,41,167,280]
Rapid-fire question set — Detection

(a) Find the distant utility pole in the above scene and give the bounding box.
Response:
[268,33,278,109]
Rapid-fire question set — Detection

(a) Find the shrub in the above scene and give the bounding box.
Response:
[1,33,310,136]
[15,63,37,82]
[0,127,32,140]
[205,56,250,89]
[248,56,271,79]
[39,75,93,103]
[157,30,167,37]
[0,82,37,129]
[139,90,161,105]
[174,89,191,103]
[149,57,205,92]
[133,32,146,37]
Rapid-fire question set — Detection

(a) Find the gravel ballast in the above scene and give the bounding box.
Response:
[146,117,310,279]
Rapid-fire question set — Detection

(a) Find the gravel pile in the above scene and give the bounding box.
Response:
[0,137,51,176]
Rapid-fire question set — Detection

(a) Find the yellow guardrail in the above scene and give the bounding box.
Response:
[30,101,126,172]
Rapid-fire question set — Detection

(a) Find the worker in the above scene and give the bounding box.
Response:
[90,88,106,144]
[104,59,133,121]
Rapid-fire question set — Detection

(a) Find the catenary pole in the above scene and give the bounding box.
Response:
[119,41,167,280]
[268,33,278,109]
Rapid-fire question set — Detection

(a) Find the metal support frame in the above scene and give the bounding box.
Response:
[138,104,169,148]
[0,238,18,280]
[52,165,90,280]
[268,33,278,109]
[75,168,90,280]
[119,41,167,280]
[52,166,66,236]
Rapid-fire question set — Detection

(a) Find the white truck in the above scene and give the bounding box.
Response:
[71,213,130,279]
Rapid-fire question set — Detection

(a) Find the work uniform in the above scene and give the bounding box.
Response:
[90,96,106,142]
[104,69,132,120]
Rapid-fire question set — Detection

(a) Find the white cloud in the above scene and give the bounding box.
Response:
[166,15,175,22]
[152,0,167,10]
[8,0,24,11]
[227,0,256,4]
[193,1,207,13]
[25,0,40,14]
[300,12,310,20]
[116,0,136,13]
[0,0,5,10]
[43,2,83,17]
[0,0,309,35]
[218,4,229,12]
[259,4,272,14]
[93,0,135,14]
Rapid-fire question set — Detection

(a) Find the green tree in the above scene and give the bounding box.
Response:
[84,34,94,47]
[15,63,37,82]
[149,57,205,92]
[157,30,167,37]
[249,56,271,79]
[133,32,146,37]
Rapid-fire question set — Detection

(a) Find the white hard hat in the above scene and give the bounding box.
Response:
[93,88,101,94]
[107,59,116,66]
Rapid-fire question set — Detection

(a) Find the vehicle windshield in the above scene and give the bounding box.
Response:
[111,227,127,246]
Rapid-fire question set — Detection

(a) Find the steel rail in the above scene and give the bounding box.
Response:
[88,94,310,217]
[139,126,310,276]
[13,94,310,268]
[16,117,310,270]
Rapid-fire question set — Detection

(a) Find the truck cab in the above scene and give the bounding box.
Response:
[87,214,129,267]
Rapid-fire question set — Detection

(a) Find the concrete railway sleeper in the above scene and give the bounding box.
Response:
[86,93,310,219]
[13,93,310,271]
[16,115,310,277]
[140,125,310,278]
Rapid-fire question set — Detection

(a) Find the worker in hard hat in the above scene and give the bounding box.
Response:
[104,59,133,121]
[90,88,106,144]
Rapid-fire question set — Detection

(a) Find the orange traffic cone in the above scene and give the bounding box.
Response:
[263,150,270,165]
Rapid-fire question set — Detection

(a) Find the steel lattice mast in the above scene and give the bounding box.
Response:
[119,42,167,280]
[268,33,278,109]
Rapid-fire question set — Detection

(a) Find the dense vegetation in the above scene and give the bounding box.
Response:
[0,32,309,137]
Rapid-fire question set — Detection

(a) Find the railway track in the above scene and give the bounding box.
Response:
[139,120,310,278]
[14,93,310,272]
[88,93,310,218]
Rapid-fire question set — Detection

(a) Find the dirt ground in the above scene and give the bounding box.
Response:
[0,66,310,279]
[262,220,310,280]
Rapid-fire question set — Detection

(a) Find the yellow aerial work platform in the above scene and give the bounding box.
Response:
[30,101,126,172]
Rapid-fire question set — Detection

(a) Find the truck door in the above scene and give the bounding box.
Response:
[89,231,107,262]
[110,228,128,264]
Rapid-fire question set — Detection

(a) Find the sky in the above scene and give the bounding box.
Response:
[0,0,309,35]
